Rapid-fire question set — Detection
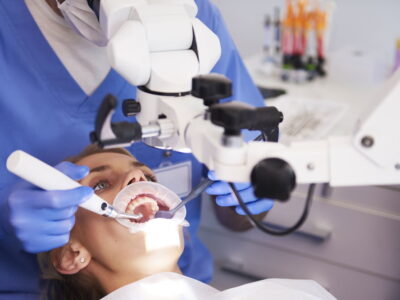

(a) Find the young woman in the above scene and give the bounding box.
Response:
[38,145,185,299]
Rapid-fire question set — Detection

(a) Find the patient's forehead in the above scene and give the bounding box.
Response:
[76,152,137,169]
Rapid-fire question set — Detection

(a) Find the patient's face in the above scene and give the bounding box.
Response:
[72,152,184,277]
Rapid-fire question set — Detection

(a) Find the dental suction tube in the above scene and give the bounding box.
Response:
[6,150,141,219]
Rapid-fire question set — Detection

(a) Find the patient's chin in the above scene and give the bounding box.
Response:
[134,248,183,276]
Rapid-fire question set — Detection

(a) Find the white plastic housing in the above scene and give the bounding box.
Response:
[133,3,194,52]
[107,20,151,86]
[192,19,221,74]
[103,0,221,92]
[100,0,146,39]
[147,51,199,93]
[6,151,110,216]
[100,0,198,40]
[353,69,400,169]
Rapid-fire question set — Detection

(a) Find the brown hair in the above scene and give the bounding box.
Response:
[38,144,153,300]
[38,250,106,300]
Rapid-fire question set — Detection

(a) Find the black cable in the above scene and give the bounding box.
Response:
[228,182,316,236]
[254,128,279,142]
[254,134,265,141]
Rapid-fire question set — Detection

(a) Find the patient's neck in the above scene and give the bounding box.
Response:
[87,260,182,294]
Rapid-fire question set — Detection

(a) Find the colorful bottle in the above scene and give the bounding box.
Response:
[281,0,295,81]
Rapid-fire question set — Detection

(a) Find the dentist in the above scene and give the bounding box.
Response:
[0,1,273,299]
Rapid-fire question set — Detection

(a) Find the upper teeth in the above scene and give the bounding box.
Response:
[126,196,159,214]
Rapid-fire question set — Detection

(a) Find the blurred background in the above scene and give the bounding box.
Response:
[215,0,399,76]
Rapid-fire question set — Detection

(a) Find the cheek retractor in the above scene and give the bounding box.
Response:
[113,181,188,233]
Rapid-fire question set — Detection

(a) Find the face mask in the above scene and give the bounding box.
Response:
[57,0,108,46]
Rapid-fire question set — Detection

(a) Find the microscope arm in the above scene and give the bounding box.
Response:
[188,118,400,187]
[184,71,400,199]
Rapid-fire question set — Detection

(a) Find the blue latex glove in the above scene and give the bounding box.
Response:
[206,171,274,215]
[6,161,93,253]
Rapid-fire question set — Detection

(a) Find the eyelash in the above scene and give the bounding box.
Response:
[145,174,157,182]
[93,180,111,193]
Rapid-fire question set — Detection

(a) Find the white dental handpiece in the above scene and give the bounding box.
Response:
[6,150,142,220]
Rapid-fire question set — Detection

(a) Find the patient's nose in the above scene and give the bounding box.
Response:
[125,169,147,186]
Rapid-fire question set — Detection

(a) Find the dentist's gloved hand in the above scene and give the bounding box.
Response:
[206,171,274,215]
[6,162,93,253]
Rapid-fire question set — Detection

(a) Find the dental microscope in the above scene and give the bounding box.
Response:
[88,0,400,235]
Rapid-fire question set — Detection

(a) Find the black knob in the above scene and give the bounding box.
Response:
[191,74,232,107]
[210,102,254,135]
[123,99,141,117]
[249,106,283,132]
[251,158,296,201]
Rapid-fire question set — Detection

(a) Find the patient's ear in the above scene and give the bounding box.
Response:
[52,241,91,275]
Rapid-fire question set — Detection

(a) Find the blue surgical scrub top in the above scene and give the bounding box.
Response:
[0,0,263,299]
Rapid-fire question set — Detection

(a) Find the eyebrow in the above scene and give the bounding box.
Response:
[89,165,110,173]
[89,161,148,174]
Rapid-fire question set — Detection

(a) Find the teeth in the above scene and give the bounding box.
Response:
[126,196,159,214]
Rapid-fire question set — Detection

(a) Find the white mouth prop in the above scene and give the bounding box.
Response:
[113,181,188,233]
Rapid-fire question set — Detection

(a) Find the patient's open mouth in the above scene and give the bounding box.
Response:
[125,193,169,223]
[113,182,186,232]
